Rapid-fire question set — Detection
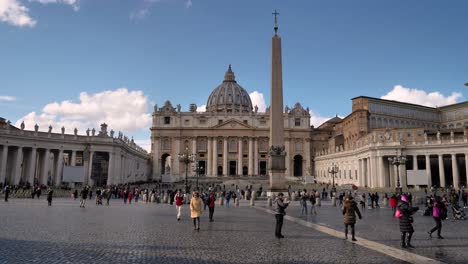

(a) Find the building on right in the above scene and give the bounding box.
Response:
[313,96,468,190]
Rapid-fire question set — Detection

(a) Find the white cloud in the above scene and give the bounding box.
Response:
[15,88,152,135]
[185,0,192,8]
[130,9,149,20]
[381,85,462,107]
[0,96,16,101]
[309,109,331,128]
[249,91,267,112]
[196,104,206,112]
[0,0,36,27]
[134,139,152,152]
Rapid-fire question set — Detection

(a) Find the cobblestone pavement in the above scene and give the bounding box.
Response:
[276,199,468,264]
[0,198,412,264]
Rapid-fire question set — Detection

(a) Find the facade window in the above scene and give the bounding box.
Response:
[199,119,206,124]
[218,120,223,124]
[184,119,190,125]
[229,138,237,152]
[164,116,171,124]
[243,120,248,124]
[295,118,301,127]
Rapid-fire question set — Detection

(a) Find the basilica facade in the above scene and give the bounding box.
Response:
[150,65,312,181]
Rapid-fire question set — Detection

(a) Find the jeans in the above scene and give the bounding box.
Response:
[300,202,308,215]
[344,223,355,238]
[275,214,284,237]
[176,205,182,219]
[209,207,214,221]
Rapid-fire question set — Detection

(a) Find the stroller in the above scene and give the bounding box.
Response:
[452,204,466,220]
[96,194,103,205]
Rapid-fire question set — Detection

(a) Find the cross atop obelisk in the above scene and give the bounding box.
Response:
[272,9,279,34]
[268,10,287,194]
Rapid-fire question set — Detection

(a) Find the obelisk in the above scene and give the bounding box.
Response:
[268,10,287,193]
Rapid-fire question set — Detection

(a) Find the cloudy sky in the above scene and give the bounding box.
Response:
[1,0,468,151]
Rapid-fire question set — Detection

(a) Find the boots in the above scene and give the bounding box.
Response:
[351,227,357,242]
[406,232,415,248]
[344,226,348,240]
[400,232,407,248]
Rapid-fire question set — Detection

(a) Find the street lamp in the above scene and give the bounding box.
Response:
[388,152,407,195]
[328,163,339,194]
[194,161,204,191]
[178,147,196,194]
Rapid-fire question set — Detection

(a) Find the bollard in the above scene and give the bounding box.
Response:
[163,194,168,203]
[235,198,239,206]
[316,197,321,206]
[268,197,272,207]
[218,197,224,206]
[291,192,297,201]
[331,197,336,207]
[383,198,388,206]
[250,192,256,206]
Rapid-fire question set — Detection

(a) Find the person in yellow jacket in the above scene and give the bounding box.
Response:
[190,191,203,231]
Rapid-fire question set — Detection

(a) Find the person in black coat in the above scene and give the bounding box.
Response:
[46,188,53,206]
[274,193,290,239]
[398,195,419,248]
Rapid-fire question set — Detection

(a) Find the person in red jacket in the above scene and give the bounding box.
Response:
[390,194,398,215]
[175,190,184,221]
[208,192,216,222]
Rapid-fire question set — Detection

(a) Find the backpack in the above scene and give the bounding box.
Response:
[395,208,402,218]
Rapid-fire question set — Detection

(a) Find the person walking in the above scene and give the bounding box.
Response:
[4,185,10,202]
[428,196,445,239]
[80,186,89,208]
[342,195,362,241]
[310,191,317,215]
[73,189,78,200]
[300,190,308,215]
[225,191,232,208]
[190,191,203,231]
[46,187,53,206]
[105,188,112,206]
[175,190,184,221]
[397,195,419,248]
[274,193,290,239]
[390,194,398,215]
[207,192,216,222]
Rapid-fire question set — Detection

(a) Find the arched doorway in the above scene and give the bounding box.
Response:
[161,153,171,175]
[242,166,248,176]
[294,155,303,177]
[217,166,223,176]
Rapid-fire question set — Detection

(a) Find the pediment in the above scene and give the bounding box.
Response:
[212,119,253,129]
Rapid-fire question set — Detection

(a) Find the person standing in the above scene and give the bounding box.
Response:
[46,188,54,206]
[342,195,362,241]
[225,191,231,208]
[397,195,419,248]
[310,191,317,215]
[4,185,10,202]
[208,192,216,222]
[80,186,89,208]
[274,193,289,239]
[105,188,112,206]
[73,189,78,200]
[175,190,184,221]
[428,196,445,239]
[390,194,398,215]
[300,190,308,215]
[190,191,203,231]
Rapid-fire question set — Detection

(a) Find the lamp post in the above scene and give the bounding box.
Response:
[388,152,407,195]
[194,161,204,191]
[328,163,339,206]
[178,147,196,194]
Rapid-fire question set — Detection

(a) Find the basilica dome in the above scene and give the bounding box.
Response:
[206,65,253,113]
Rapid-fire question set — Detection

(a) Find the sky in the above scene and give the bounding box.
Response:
[1,0,468,152]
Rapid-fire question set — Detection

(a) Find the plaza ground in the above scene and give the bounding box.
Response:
[0,198,466,264]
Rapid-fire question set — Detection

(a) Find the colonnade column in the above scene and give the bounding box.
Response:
[237,137,243,176]
[451,154,459,190]
[465,154,468,188]
[413,155,418,170]
[0,145,9,184]
[438,154,445,187]
[357,159,362,187]
[27,147,37,185]
[248,137,253,176]
[206,138,212,177]
[54,150,64,187]
[71,151,77,166]
[41,149,50,185]
[212,138,218,176]
[192,138,197,176]
[304,139,311,176]
[13,147,23,185]
[152,137,160,180]
[425,155,432,187]
[379,156,386,188]
[173,138,180,177]
[87,151,94,186]
[253,138,259,175]
[366,158,371,187]
[223,137,228,176]
[107,152,114,186]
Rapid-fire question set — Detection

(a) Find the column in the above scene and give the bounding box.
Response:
[192,138,197,176]
[206,138,212,176]
[41,149,50,185]
[357,159,362,186]
[0,145,8,185]
[27,147,37,185]
[379,156,385,188]
[223,137,228,176]
[54,150,64,187]
[88,151,94,186]
[237,137,243,176]
[438,154,445,187]
[413,155,418,170]
[248,137,254,176]
[212,138,218,176]
[13,147,23,185]
[152,137,160,180]
[254,138,259,175]
[465,154,468,188]
[173,138,180,176]
[304,139,311,176]
[366,158,371,187]
[107,152,114,186]
[451,154,459,190]
[425,155,432,187]
[284,139,290,176]
[400,163,407,189]
[71,151,77,166]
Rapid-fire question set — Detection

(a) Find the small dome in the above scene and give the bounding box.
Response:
[206,65,253,113]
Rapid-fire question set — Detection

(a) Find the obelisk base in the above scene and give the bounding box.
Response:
[268,154,287,197]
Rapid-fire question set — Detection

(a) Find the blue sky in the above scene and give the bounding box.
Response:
[1,0,468,150]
